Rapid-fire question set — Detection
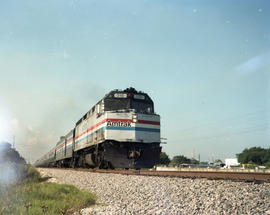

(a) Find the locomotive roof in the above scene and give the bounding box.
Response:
[75,87,153,126]
[104,87,153,102]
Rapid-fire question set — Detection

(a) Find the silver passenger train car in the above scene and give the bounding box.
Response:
[35,88,161,169]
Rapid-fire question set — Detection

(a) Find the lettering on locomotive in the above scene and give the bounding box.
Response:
[107,120,131,127]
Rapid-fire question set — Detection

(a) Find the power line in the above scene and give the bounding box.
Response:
[172,123,269,143]
[180,108,268,129]
[174,108,269,137]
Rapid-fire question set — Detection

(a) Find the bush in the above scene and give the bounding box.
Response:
[17,164,41,183]
[0,142,96,214]
[159,152,170,165]
[237,147,270,165]
[0,181,96,215]
[0,142,41,184]
[245,162,258,169]
[170,155,199,166]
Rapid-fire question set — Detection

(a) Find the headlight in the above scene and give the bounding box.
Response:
[132,115,137,123]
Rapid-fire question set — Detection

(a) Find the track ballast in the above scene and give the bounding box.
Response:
[50,168,270,183]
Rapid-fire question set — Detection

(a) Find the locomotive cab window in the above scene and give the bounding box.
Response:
[131,101,154,114]
[104,97,154,114]
[104,98,131,111]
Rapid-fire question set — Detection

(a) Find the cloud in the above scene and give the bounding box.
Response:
[10,120,58,163]
[1,81,106,163]
[10,118,19,130]
[235,51,270,75]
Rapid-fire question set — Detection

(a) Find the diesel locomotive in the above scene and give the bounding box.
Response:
[35,88,161,169]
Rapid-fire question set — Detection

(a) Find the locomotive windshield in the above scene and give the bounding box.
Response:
[131,100,153,114]
[104,92,154,114]
[104,98,130,111]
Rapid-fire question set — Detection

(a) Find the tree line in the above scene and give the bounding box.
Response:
[160,146,270,168]
[159,152,199,166]
[237,147,270,167]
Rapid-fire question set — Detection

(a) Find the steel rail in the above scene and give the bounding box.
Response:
[48,168,270,183]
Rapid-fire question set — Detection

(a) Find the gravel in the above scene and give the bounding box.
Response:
[38,168,270,215]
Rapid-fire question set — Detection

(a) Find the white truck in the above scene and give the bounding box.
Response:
[225,158,240,168]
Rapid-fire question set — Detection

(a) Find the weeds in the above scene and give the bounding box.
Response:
[1,143,96,214]
[0,167,96,215]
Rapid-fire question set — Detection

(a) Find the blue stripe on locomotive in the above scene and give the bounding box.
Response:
[75,126,160,145]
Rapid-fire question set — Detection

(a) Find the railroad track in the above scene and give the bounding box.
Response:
[52,168,270,183]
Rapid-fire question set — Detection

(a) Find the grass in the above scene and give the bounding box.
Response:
[0,167,96,215]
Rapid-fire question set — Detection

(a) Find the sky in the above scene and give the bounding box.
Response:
[0,0,269,163]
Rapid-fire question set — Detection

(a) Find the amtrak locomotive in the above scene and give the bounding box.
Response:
[35,88,161,169]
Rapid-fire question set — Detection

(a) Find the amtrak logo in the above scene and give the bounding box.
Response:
[107,121,131,127]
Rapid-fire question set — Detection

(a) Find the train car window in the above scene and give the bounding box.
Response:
[88,109,93,116]
[101,100,104,112]
[96,104,99,114]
